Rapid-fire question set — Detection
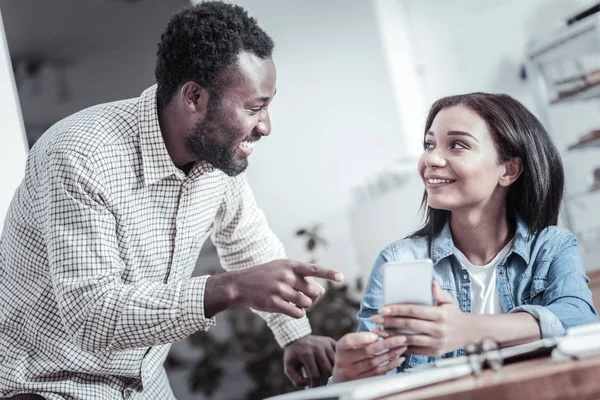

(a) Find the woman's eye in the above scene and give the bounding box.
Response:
[450,140,467,149]
[424,141,434,150]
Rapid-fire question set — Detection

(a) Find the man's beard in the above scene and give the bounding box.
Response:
[186,113,248,177]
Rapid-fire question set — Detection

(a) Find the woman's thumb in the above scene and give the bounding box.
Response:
[432,281,453,305]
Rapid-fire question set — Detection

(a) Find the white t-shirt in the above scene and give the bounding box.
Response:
[454,239,514,314]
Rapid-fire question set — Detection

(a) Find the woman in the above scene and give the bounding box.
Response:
[332,93,598,383]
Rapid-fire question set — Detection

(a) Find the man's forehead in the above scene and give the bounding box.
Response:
[237,51,273,71]
[217,52,276,97]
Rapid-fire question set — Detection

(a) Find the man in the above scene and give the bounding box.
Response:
[0,2,342,399]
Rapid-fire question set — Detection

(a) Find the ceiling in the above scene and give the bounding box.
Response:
[0,0,188,61]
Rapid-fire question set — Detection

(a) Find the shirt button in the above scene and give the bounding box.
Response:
[499,269,505,275]
[463,274,468,280]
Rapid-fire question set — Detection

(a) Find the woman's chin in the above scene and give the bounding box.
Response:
[427,201,454,212]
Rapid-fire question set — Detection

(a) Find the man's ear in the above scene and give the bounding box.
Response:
[499,156,523,187]
[180,81,210,117]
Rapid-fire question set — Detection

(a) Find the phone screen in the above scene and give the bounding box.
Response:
[381,259,434,334]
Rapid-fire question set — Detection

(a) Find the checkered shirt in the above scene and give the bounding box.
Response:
[0,85,311,400]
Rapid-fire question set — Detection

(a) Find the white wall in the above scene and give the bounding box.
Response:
[400,0,595,112]
[372,0,428,158]
[190,0,407,270]
[0,9,28,225]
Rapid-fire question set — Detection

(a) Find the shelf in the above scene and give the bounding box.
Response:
[567,135,600,150]
[528,14,600,64]
[551,80,600,104]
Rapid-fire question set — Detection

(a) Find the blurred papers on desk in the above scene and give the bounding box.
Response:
[264,365,473,400]
[265,322,600,400]
[552,321,600,360]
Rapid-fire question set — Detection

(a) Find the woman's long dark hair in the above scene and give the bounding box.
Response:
[410,93,564,239]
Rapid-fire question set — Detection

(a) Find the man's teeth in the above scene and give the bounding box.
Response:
[239,141,255,150]
[428,178,454,184]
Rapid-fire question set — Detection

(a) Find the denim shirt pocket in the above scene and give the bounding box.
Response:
[520,277,548,305]
[436,280,459,309]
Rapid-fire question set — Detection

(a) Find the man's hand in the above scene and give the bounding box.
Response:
[284,335,336,387]
[204,259,344,319]
[331,332,407,383]
[370,281,467,356]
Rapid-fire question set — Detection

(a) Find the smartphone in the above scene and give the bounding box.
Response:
[382,259,434,333]
[383,259,433,305]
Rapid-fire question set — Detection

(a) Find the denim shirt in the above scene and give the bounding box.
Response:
[356,217,599,372]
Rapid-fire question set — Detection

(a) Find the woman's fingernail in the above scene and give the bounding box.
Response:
[371,315,383,323]
[379,307,391,315]
[377,329,389,338]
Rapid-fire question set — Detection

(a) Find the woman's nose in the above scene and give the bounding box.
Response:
[424,148,446,168]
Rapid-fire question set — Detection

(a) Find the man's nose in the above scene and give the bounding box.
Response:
[255,110,271,137]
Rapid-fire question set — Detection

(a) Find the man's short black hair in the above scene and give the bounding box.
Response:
[155,1,274,110]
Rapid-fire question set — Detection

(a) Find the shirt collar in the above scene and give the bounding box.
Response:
[511,214,531,264]
[138,85,181,186]
[430,221,455,264]
[430,214,531,265]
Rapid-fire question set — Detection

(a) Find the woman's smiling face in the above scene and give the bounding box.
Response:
[418,105,508,213]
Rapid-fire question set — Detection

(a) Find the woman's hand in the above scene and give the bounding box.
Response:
[370,282,468,356]
[331,332,407,383]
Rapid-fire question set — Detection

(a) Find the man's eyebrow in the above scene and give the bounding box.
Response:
[255,88,276,103]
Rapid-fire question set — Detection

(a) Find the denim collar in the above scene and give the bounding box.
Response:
[430,215,531,265]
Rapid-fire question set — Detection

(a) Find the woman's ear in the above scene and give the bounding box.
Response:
[499,157,523,187]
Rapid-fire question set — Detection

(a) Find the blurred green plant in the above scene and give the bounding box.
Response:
[165,281,361,399]
[165,225,361,399]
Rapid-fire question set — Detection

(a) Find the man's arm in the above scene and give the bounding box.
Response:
[210,173,314,346]
[41,150,216,353]
[210,173,339,386]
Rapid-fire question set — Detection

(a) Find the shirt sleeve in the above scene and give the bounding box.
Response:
[211,173,311,347]
[41,150,216,353]
[509,233,599,338]
[356,247,393,333]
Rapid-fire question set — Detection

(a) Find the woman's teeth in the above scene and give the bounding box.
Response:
[428,178,454,184]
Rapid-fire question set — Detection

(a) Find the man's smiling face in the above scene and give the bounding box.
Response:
[186,52,276,176]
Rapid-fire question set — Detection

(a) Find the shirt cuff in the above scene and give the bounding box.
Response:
[509,305,565,338]
[182,276,217,332]
[271,314,312,348]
